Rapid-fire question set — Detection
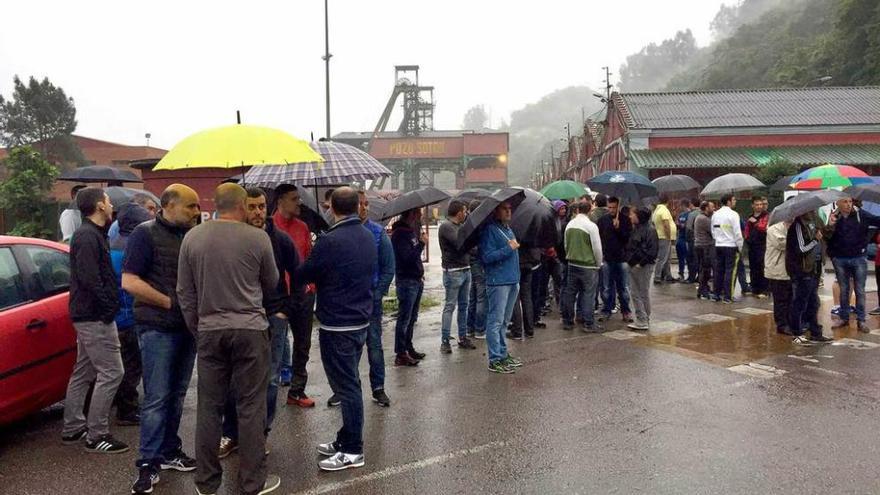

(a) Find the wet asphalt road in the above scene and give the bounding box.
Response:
[3,231,880,494]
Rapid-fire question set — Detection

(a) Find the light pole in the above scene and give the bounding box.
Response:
[322,0,332,139]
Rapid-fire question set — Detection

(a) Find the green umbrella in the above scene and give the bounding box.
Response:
[540,180,588,200]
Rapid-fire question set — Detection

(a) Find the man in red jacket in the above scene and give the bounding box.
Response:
[272,184,317,408]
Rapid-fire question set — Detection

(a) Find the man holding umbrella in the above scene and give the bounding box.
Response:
[392,208,427,366]
[787,212,833,344]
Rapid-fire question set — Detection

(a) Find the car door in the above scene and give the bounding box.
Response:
[0,245,49,423]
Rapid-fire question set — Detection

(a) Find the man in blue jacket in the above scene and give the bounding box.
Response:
[480,201,524,374]
[391,208,427,366]
[358,190,395,408]
[298,187,377,472]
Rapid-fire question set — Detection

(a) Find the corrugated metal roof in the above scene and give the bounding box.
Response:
[333,130,505,140]
[630,145,880,169]
[615,87,880,129]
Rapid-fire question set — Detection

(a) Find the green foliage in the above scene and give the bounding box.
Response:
[0,75,85,168]
[382,292,440,314]
[618,30,700,92]
[0,146,60,238]
[462,105,489,131]
[755,157,798,186]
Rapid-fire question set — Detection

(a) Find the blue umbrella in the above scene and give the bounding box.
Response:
[586,171,657,206]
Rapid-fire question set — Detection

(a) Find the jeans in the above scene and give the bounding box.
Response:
[288,293,315,397]
[113,327,142,419]
[833,256,868,322]
[319,328,367,454]
[676,236,688,278]
[367,295,386,391]
[790,274,821,337]
[601,262,632,316]
[137,327,197,467]
[713,247,739,301]
[195,329,270,495]
[769,279,793,331]
[686,240,698,281]
[511,266,534,335]
[62,321,124,441]
[628,264,653,325]
[394,278,423,354]
[222,315,288,440]
[441,269,471,342]
[467,262,487,334]
[696,245,714,297]
[485,283,519,364]
[748,243,768,295]
[561,265,599,326]
[654,240,673,281]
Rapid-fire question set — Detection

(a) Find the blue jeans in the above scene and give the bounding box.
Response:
[833,256,868,322]
[222,315,288,439]
[394,278,423,355]
[319,328,367,454]
[601,262,632,316]
[561,265,599,326]
[136,326,196,467]
[442,270,471,342]
[485,283,519,364]
[467,263,487,334]
[676,236,689,278]
[367,296,385,391]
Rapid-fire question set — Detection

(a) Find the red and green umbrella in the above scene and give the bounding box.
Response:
[789,164,872,190]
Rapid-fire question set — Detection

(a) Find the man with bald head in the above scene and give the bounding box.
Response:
[123,184,202,494]
[178,183,281,495]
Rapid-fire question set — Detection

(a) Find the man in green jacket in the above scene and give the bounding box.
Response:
[560,203,604,332]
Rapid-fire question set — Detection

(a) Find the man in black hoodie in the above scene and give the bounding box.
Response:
[391,208,427,366]
[625,207,659,331]
[597,197,633,323]
[61,187,128,454]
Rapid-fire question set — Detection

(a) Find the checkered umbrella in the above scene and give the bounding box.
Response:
[243,141,391,187]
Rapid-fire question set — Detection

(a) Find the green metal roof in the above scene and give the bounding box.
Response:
[630,145,880,169]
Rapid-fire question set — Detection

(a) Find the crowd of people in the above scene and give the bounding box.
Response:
[57,179,880,495]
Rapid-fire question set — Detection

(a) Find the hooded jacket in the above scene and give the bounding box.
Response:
[764,221,789,281]
[110,204,152,330]
[479,219,520,286]
[786,216,821,278]
[391,219,425,281]
[626,208,659,267]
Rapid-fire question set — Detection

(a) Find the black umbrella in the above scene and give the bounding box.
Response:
[379,186,450,220]
[768,190,846,225]
[367,197,390,225]
[844,184,880,204]
[266,184,328,233]
[104,186,159,209]
[769,175,796,192]
[509,187,558,249]
[586,171,657,206]
[58,165,142,184]
[453,189,491,202]
[651,175,700,195]
[456,188,526,251]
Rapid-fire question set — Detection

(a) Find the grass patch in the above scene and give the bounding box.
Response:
[382,291,441,314]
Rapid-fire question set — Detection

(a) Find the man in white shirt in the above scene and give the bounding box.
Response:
[59,185,87,242]
[711,193,744,303]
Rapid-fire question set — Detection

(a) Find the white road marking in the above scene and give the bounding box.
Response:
[727,362,787,378]
[734,307,773,316]
[603,330,645,340]
[290,441,507,495]
[694,313,736,323]
[788,354,820,363]
[831,338,880,350]
[802,365,847,377]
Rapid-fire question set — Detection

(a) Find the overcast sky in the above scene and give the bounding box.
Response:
[0,0,727,149]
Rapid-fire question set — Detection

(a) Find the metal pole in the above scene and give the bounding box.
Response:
[323,0,332,139]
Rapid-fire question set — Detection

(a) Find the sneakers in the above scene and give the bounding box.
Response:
[160,451,197,472]
[858,322,871,333]
[440,341,452,354]
[870,307,880,316]
[505,331,523,339]
[287,393,316,408]
[258,474,281,494]
[117,413,141,426]
[131,465,159,494]
[627,322,649,331]
[458,337,477,349]
[61,428,87,445]
[372,389,391,407]
[473,332,486,340]
[582,323,604,334]
[533,320,547,329]
[830,305,841,316]
[502,356,523,368]
[808,334,834,343]
[562,322,574,331]
[319,452,365,471]
[488,361,515,374]
[84,434,130,454]
[408,349,426,360]
[755,293,768,299]
[327,394,341,408]
[316,441,339,456]
[218,436,238,459]
[394,352,419,366]
[792,336,813,346]
[279,366,292,387]
[621,312,634,323]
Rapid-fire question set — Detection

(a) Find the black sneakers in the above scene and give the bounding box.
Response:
[372,389,391,407]
[61,428,87,445]
[131,465,159,494]
[84,434,130,454]
[458,337,477,349]
[327,394,341,407]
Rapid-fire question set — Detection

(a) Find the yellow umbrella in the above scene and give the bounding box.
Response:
[153,124,323,170]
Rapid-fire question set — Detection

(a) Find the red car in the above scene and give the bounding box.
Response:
[0,235,76,424]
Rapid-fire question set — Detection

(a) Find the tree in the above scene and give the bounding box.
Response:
[0,75,85,168]
[0,146,60,237]
[462,105,489,131]
[618,30,700,92]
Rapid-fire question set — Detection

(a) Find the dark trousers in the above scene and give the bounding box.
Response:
[195,329,270,495]
[676,236,689,278]
[686,240,698,281]
[713,247,738,301]
[748,243,768,295]
[511,266,534,336]
[876,268,880,308]
[467,262,487,334]
[696,245,714,297]
[394,278,423,355]
[114,327,142,419]
[790,274,821,338]
[769,279,793,331]
[549,258,564,305]
[533,261,550,317]
[561,264,599,326]
[288,293,314,397]
[319,328,367,454]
